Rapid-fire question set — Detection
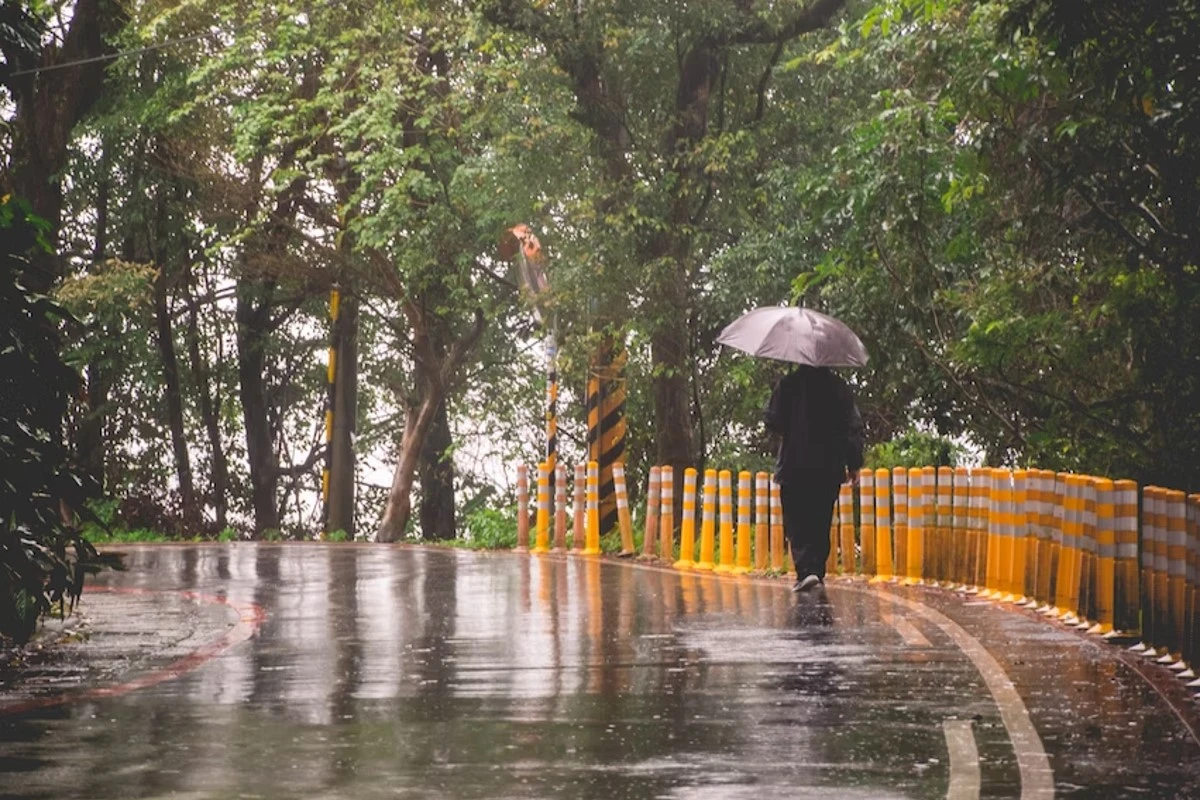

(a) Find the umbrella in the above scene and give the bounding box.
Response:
[716,306,869,368]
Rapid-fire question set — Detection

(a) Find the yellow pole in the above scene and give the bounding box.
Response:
[872,468,893,582]
[839,483,855,576]
[953,466,969,588]
[859,469,876,576]
[642,466,661,558]
[892,467,908,583]
[697,470,717,571]
[770,480,785,572]
[675,467,698,569]
[658,465,675,562]
[533,461,551,553]
[1136,487,1160,653]
[1077,476,1099,626]
[612,463,635,556]
[907,466,924,584]
[716,470,735,574]
[515,464,530,552]
[1055,474,1081,619]
[1090,477,1116,635]
[983,468,1002,598]
[1185,495,1199,675]
[735,471,753,574]
[1112,479,1140,635]
[755,472,771,571]
[967,467,986,592]
[583,460,601,555]
[1011,469,1029,603]
[1164,489,1188,666]
[938,466,953,588]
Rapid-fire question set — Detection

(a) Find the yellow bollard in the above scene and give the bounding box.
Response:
[938,466,954,588]
[554,464,569,552]
[1056,474,1084,621]
[697,470,717,571]
[983,468,1002,598]
[953,467,970,589]
[573,463,586,552]
[584,460,601,555]
[1011,470,1030,604]
[968,467,990,593]
[642,466,661,558]
[1186,495,1200,680]
[1041,472,1067,615]
[675,468,698,569]
[993,468,1016,602]
[1090,477,1116,635]
[659,465,675,562]
[1031,470,1053,609]
[516,464,530,552]
[1134,487,1161,653]
[533,461,551,553]
[859,469,876,576]
[735,471,753,574]
[612,463,635,555]
[1112,479,1140,636]
[755,472,771,571]
[770,480,785,572]
[716,470,735,574]
[892,467,908,583]
[839,483,856,576]
[872,468,893,582]
[906,466,925,585]
[1077,476,1099,628]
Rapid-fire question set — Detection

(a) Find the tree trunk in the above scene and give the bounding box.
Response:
[418,396,455,540]
[184,265,229,529]
[377,395,441,543]
[154,263,197,528]
[76,171,109,493]
[327,292,359,536]
[236,280,280,535]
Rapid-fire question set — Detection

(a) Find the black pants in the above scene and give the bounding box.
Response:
[779,476,842,580]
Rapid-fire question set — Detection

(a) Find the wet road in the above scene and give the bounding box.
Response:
[2,543,1199,799]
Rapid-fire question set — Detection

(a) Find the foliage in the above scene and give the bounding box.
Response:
[461,506,518,550]
[1,196,109,644]
[866,430,962,469]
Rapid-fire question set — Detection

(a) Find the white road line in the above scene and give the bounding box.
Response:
[880,600,933,647]
[876,588,1056,799]
[944,719,981,800]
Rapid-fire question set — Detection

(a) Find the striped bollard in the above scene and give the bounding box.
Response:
[826,493,838,580]
[516,464,530,552]
[839,482,855,575]
[871,468,893,582]
[1163,490,1189,668]
[612,463,635,556]
[1057,475,1084,621]
[1076,476,1099,627]
[859,469,876,575]
[1185,495,1200,684]
[553,463,568,552]
[675,468,698,569]
[697,470,717,571]
[1132,487,1161,652]
[1112,479,1141,637]
[642,466,661,559]
[715,470,735,574]
[735,471,753,575]
[533,462,551,553]
[953,467,970,589]
[659,465,675,562]
[938,466,954,587]
[755,472,771,571]
[1089,477,1116,635]
[1011,470,1030,604]
[1031,470,1054,609]
[907,467,925,585]
[1042,472,1067,615]
[583,461,601,555]
[983,468,1003,599]
[573,463,586,552]
[892,467,908,583]
[770,481,785,571]
[968,467,990,593]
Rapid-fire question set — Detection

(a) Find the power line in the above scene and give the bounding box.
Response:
[8,30,224,78]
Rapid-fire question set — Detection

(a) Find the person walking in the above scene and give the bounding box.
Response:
[764,365,864,592]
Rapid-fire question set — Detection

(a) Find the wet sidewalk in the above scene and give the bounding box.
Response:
[1,543,1198,799]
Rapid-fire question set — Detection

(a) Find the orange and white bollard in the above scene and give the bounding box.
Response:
[583,460,601,555]
[1163,489,1189,669]
[735,471,753,575]
[839,482,855,576]
[573,463,586,552]
[516,464,530,552]
[938,466,954,588]
[1011,469,1030,604]
[716,470,735,574]
[859,469,876,575]
[675,467,698,569]
[553,463,568,551]
[1090,477,1116,635]
[907,466,925,585]
[892,467,908,583]
[659,465,676,562]
[697,470,717,571]
[770,480,785,572]
[953,466,970,589]
[642,466,661,559]
[1112,479,1141,637]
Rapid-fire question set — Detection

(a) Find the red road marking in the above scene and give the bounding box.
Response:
[1,586,267,716]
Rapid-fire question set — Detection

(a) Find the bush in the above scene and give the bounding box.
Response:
[866,429,962,470]
[461,506,518,550]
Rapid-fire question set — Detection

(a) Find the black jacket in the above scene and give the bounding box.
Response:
[763,365,864,485]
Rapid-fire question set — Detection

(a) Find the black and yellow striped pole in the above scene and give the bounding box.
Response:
[545,337,558,476]
[587,339,627,538]
[321,285,341,535]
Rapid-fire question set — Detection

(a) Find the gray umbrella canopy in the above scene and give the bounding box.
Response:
[716,306,869,367]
